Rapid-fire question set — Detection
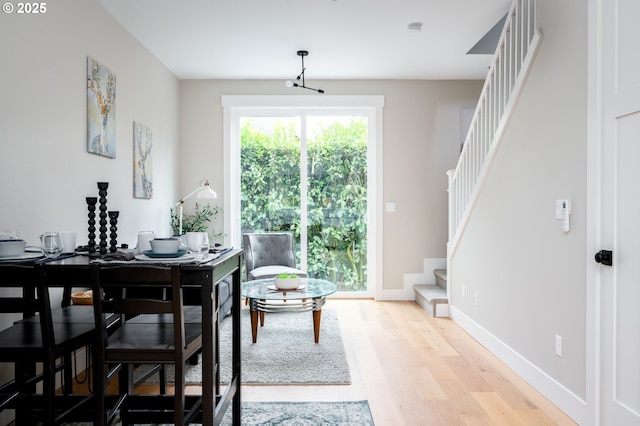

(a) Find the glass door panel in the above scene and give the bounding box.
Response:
[240,114,368,294]
[306,116,368,292]
[240,116,301,244]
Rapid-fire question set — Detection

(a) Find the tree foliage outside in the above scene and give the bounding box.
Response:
[240,117,368,291]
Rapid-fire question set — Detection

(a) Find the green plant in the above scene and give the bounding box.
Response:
[276,273,298,279]
[170,203,223,237]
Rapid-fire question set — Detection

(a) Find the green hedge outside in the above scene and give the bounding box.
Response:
[240,117,368,291]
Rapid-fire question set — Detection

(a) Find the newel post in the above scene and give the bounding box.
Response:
[446,169,456,244]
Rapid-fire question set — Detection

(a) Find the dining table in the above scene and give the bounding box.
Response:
[0,248,243,425]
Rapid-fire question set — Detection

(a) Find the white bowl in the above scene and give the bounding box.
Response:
[0,239,27,257]
[274,276,301,290]
[149,238,181,254]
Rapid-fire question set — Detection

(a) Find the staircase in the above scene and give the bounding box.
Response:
[448,0,541,248]
[414,269,448,317]
[414,0,540,319]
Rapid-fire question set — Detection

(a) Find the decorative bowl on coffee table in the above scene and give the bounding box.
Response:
[274,275,300,290]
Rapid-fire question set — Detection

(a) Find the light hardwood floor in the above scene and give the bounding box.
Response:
[79,299,578,425]
[239,299,577,425]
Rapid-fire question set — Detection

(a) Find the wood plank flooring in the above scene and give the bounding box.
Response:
[308,300,578,425]
[73,299,578,425]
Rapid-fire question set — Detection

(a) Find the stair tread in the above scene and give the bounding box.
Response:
[413,284,448,303]
[434,269,447,280]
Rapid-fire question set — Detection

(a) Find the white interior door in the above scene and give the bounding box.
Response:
[598,0,640,423]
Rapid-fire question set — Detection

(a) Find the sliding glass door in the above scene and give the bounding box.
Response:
[239,114,368,293]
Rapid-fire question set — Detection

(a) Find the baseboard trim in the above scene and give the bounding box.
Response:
[450,306,586,424]
[380,288,415,300]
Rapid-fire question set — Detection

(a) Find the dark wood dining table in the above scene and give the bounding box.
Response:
[5,248,243,425]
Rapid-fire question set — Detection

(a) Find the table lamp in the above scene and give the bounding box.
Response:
[174,179,217,235]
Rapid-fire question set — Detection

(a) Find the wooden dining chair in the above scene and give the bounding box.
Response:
[39,266,164,409]
[90,264,203,426]
[0,263,96,425]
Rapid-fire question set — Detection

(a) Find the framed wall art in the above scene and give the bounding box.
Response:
[133,121,153,199]
[87,57,116,158]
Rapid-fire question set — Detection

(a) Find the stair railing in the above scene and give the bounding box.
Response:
[448,0,542,248]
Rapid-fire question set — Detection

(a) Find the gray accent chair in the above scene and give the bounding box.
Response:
[218,277,233,317]
[242,232,307,281]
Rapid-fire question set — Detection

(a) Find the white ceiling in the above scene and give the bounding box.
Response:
[95,0,511,80]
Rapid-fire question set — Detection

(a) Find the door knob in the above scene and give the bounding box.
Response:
[594,250,613,266]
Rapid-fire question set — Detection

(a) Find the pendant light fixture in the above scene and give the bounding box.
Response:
[285,50,324,94]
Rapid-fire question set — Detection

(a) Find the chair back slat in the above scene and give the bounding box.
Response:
[101,298,174,316]
[90,264,186,349]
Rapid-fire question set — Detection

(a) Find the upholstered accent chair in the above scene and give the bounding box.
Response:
[242,232,307,281]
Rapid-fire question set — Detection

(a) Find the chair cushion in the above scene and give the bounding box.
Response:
[248,266,307,281]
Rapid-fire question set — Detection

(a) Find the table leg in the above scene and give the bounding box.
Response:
[250,308,259,343]
[201,281,214,425]
[259,309,265,327]
[312,309,322,343]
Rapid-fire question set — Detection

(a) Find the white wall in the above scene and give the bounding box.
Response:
[0,1,179,249]
[450,0,587,422]
[0,3,179,422]
[179,79,483,291]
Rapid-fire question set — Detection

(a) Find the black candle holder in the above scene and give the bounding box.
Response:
[98,182,109,255]
[108,211,119,253]
[86,197,97,254]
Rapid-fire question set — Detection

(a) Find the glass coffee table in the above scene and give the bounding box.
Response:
[241,278,337,343]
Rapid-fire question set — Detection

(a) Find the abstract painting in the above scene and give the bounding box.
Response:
[87,57,116,158]
[133,121,153,199]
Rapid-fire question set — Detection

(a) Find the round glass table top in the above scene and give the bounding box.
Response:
[241,278,337,301]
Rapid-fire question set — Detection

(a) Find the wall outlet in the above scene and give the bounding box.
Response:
[462,285,466,299]
[555,335,563,357]
[474,292,479,307]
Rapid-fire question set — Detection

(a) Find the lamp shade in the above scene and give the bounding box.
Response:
[197,181,217,199]
[174,179,218,236]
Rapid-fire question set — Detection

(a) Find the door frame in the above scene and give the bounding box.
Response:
[222,95,384,299]
[585,0,601,421]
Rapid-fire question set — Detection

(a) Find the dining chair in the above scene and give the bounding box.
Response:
[39,265,120,395]
[37,265,158,405]
[90,264,203,426]
[0,263,96,425]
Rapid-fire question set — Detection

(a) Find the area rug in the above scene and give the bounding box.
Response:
[63,400,374,425]
[142,308,351,385]
[221,400,374,425]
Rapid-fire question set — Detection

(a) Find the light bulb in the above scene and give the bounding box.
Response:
[285,80,294,88]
